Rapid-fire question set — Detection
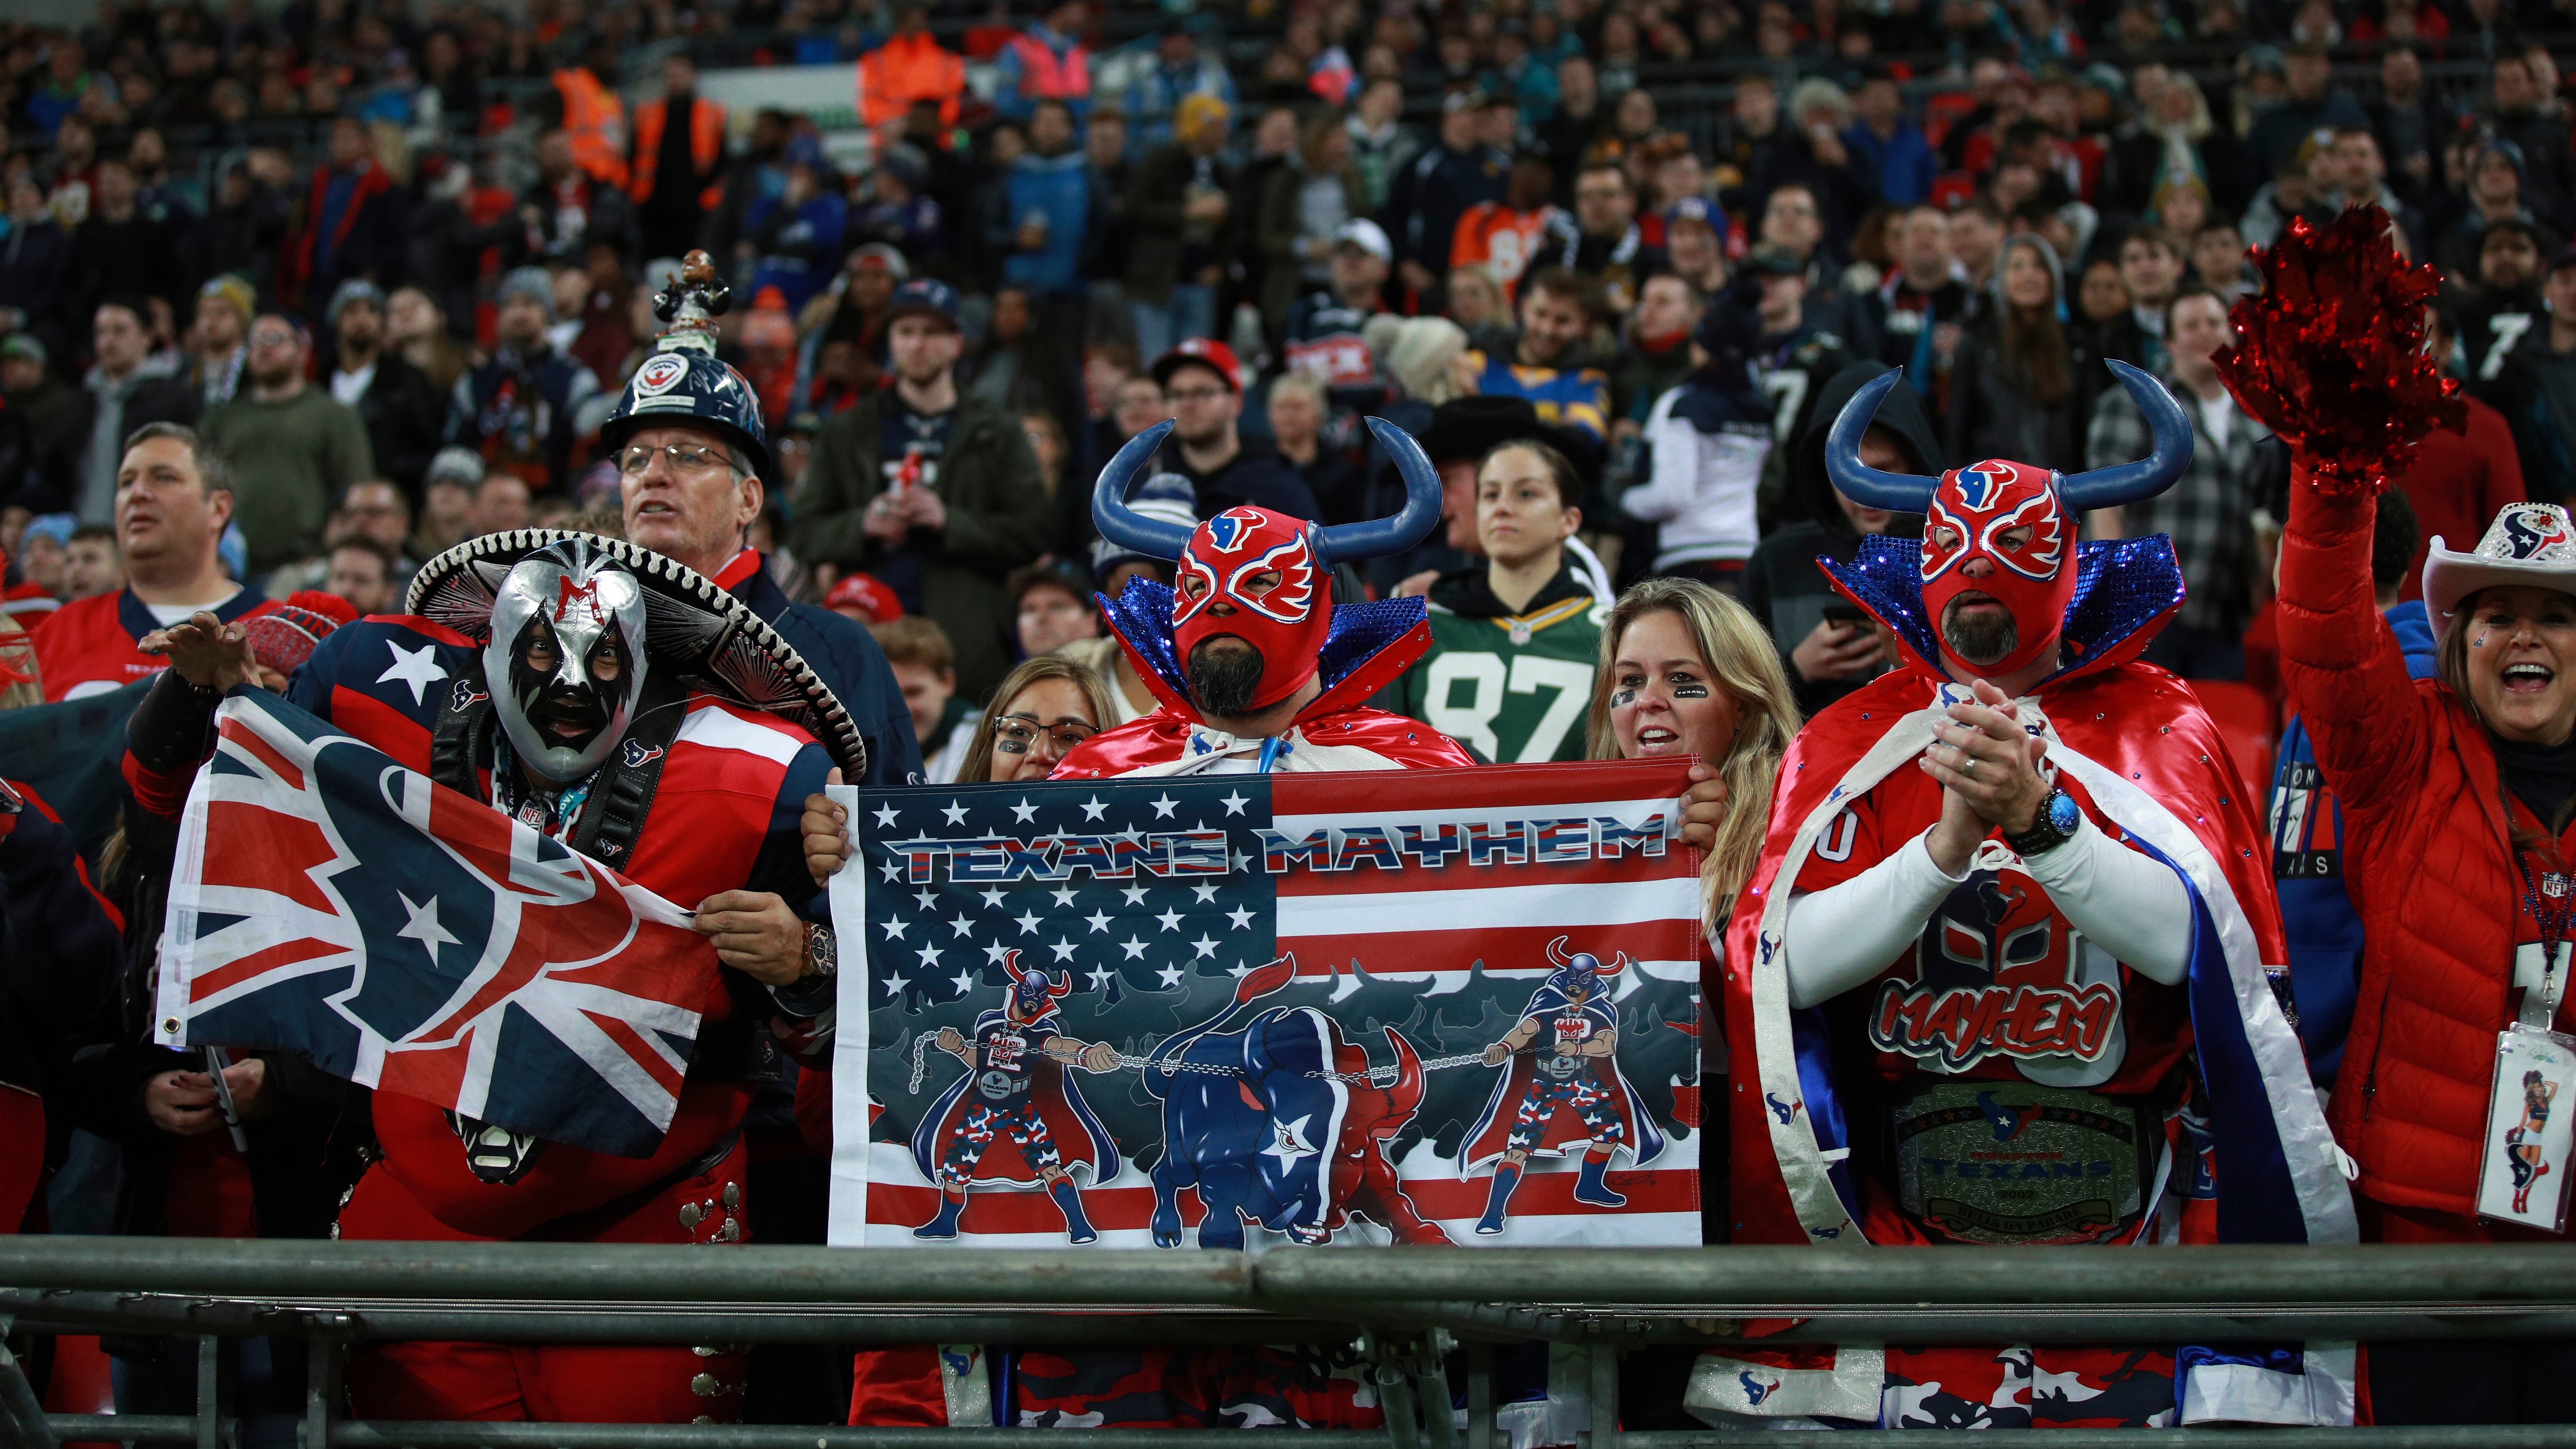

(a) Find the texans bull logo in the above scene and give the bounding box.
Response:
[2502,506,2576,560]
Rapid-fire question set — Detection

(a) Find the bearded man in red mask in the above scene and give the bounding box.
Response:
[1700,363,2357,1431]
[1051,417,1479,777]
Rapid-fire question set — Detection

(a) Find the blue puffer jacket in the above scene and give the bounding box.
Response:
[1000,151,1090,297]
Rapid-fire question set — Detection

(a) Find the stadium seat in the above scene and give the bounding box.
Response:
[2188,680,2278,810]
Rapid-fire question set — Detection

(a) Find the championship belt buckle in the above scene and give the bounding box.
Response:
[1888,1081,2146,1245]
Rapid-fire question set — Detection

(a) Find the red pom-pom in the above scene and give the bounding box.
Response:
[2213,205,2466,493]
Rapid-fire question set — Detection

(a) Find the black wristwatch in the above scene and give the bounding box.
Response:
[2004,787,2083,858]
[804,923,838,980]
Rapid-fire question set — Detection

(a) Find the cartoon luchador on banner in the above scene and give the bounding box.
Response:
[824,760,1703,1248]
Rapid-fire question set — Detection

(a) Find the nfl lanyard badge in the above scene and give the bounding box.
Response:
[2479,845,2576,1232]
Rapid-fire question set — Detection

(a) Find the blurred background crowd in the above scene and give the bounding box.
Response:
[0,0,2565,754]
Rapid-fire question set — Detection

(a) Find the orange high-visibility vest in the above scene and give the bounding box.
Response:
[553,68,630,190]
[1003,31,1090,104]
[857,33,965,129]
[630,94,727,210]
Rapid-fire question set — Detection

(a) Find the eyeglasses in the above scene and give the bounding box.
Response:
[993,717,1098,754]
[619,442,731,476]
[248,329,300,347]
[1166,386,1230,403]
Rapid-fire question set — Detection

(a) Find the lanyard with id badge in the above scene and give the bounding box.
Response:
[2478,834,2576,1232]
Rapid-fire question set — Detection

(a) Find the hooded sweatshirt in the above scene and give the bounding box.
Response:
[1740,359,1944,718]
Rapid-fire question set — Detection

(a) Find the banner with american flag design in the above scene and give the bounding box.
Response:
[826,760,1704,1248]
[153,689,713,1158]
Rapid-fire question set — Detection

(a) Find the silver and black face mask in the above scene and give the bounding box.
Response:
[482,540,649,784]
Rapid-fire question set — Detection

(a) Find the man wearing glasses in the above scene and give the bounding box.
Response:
[200,312,376,579]
[788,278,1052,702]
[1147,338,1318,522]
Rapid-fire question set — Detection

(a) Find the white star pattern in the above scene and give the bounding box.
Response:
[914,889,938,910]
[1150,793,1179,818]
[1121,886,1150,907]
[880,918,910,941]
[1220,791,1249,816]
[1191,934,1220,959]
[1084,910,1113,934]
[872,802,901,829]
[942,800,970,827]
[916,943,945,968]
[1050,938,1079,962]
[1157,965,1186,987]
[376,640,446,706]
[951,970,975,995]
[1080,796,1108,821]
[1226,905,1256,931]
[1192,882,1221,904]
[983,942,1011,966]
[1050,887,1079,908]
[1015,910,1042,935]
[1155,907,1184,933]
[980,889,1008,910]
[1010,797,1038,823]
[1230,850,1253,873]
[1227,961,1254,977]
[1121,936,1150,960]
[880,971,910,996]
[949,915,975,938]
[395,892,459,962]
[879,859,905,884]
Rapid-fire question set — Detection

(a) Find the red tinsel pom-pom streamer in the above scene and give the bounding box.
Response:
[2212,205,2466,495]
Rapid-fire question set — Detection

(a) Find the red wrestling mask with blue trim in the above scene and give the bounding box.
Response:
[1824,363,2197,682]
[1172,506,1330,711]
[1920,458,2077,678]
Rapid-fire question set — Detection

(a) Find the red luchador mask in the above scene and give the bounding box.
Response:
[1824,363,2193,682]
[1920,459,2077,679]
[1172,507,1331,711]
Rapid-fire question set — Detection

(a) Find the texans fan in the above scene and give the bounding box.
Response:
[1702,364,2354,1429]
[143,328,868,1425]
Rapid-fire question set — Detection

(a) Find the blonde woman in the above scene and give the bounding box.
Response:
[1585,576,1801,916]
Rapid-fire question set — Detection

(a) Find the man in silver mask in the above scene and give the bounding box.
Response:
[484,539,651,800]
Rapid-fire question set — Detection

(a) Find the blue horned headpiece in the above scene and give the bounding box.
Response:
[1544,935,1630,1002]
[1003,949,1072,1022]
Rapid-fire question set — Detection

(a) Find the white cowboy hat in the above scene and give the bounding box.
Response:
[2423,502,2576,620]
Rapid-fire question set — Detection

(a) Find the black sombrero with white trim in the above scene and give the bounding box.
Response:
[404,528,867,778]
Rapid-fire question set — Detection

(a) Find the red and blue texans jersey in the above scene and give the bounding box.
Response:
[1798,765,2191,1098]
[284,615,831,937]
[35,586,275,702]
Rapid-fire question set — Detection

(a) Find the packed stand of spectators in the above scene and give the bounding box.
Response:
[5,0,2576,1430]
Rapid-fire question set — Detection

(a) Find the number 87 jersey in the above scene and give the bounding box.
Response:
[1397,578,1608,764]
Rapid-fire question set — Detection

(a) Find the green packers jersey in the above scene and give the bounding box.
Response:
[1399,594,1606,764]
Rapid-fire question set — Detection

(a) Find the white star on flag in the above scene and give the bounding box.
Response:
[879,860,904,884]
[916,943,944,968]
[1050,938,1079,962]
[880,971,910,996]
[1220,791,1249,816]
[1121,936,1149,960]
[1050,887,1079,908]
[1192,882,1221,904]
[980,888,1008,910]
[983,942,1011,965]
[942,800,970,827]
[872,802,901,828]
[395,892,459,963]
[951,970,975,995]
[1088,966,1117,990]
[914,889,938,910]
[948,915,974,937]
[1227,906,1257,930]
[1084,910,1112,934]
[880,918,910,941]
[1014,910,1042,935]
[1155,907,1184,933]
[1010,798,1038,823]
[1191,933,1220,959]
[1157,965,1186,987]
[1150,793,1178,818]
[1121,886,1150,907]
[376,640,447,706]
[1080,796,1108,821]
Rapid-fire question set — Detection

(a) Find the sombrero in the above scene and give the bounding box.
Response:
[405,528,867,778]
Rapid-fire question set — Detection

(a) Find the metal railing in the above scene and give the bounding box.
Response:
[6,1239,2576,1445]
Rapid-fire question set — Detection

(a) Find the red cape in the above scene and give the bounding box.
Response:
[1724,660,2346,1252]
[1052,704,1476,778]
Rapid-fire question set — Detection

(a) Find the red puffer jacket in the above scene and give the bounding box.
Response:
[2277,473,2526,1218]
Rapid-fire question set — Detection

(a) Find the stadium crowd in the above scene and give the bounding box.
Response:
[2,0,2576,1431]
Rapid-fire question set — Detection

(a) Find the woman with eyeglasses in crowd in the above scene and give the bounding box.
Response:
[955,656,1117,784]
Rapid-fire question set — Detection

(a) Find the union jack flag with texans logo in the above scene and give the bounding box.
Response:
[153,689,713,1157]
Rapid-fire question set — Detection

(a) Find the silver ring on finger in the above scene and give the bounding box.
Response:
[1960,753,1977,777]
